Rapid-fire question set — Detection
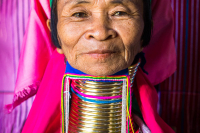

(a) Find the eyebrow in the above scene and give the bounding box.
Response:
[76,0,90,4]
[110,0,138,5]
[65,0,90,6]
[110,0,124,4]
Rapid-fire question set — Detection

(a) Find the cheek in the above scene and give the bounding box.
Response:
[57,20,83,49]
[118,20,143,44]
[57,23,86,62]
[113,19,144,60]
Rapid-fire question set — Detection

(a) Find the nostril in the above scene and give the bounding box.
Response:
[85,28,117,41]
[88,34,111,40]
[89,35,94,38]
[107,35,114,40]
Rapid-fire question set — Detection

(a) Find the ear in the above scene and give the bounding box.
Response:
[56,48,64,54]
[47,19,51,31]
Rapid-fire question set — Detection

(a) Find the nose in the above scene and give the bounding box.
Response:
[85,18,117,41]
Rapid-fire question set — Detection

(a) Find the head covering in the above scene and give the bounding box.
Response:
[5,0,176,114]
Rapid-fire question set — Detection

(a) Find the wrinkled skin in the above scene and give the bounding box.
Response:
[49,0,144,76]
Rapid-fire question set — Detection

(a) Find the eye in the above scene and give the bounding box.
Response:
[72,12,88,18]
[113,11,128,16]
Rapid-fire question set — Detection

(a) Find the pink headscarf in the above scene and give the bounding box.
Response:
[6,0,176,114]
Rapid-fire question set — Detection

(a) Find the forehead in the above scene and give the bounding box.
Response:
[57,0,142,7]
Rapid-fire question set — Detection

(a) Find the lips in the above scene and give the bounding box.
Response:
[83,50,117,59]
[86,50,115,54]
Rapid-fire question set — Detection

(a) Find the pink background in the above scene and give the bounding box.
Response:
[0,0,199,133]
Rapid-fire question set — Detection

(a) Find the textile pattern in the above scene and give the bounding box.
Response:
[159,0,200,133]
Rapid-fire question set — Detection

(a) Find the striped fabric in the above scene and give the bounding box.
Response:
[0,0,199,133]
[0,0,32,133]
[160,0,200,133]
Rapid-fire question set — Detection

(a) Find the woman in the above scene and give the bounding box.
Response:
[21,0,175,132]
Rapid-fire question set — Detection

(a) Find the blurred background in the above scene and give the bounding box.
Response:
[0,0,199,133]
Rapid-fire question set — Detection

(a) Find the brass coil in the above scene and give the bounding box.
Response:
[69,79,123,133]
[67,62,140,133]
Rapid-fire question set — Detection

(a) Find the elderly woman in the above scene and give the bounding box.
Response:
[21,0,175,133]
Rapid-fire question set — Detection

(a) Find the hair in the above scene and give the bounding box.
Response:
[50,0,152,49]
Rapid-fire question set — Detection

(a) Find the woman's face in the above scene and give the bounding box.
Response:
[56,0,144,76]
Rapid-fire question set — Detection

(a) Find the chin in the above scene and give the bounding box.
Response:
[69,57,129,76]
[81,65,124,76]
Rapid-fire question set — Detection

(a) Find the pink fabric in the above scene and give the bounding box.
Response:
[22,50,175,133]
[134,68,175,133]
[7,0,176,112]
[5,0,55,112]
[22,50,65,133]
[143,0,176,85]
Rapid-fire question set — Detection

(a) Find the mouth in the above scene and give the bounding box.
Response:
[83,50,117,59]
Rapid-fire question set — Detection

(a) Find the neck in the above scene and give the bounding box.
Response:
[61,61,140,133]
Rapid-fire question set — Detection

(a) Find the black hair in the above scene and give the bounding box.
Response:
[50,0,152,48]
[142,0,152,47]
[50,0,60,48]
